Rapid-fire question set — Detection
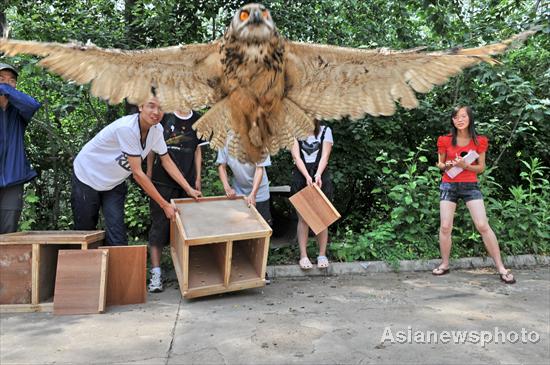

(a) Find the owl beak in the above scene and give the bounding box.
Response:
[250,10,262,24]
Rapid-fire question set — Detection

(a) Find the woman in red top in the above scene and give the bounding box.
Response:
[433,106,515,284]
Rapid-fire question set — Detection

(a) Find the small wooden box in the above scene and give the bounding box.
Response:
[0,231,104,313]
[289,184,341,234]
[171,196,272,299]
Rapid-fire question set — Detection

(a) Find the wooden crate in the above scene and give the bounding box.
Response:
[289,184,341,235]
[0,231,104,313]
[170,196,272,299]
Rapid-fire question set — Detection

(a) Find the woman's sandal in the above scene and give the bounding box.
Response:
[432,266,450,276]
[317,255,329,269]
[499,270,516,284]
[299,257,313,270]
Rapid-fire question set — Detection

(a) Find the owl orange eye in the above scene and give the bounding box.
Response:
[262,10,269,18]
[240,10,249,21]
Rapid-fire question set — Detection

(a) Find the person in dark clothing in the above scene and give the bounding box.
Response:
[0,63,41,234]
[146,110,205,292]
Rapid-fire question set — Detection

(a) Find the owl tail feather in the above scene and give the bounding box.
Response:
[249,122,263,147]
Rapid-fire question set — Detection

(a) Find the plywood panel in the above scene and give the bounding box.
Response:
[38,245,71,302]
[211,242,228,283]
[0,245,32,304]
[234,238,266,277]
[53,250,108,315]
[171,218,188,293]
[0,302,53,313]
[188,245,224,289]
[229,244,260,284]
[289,184,341,235]
[223,241,233,286]
[0,231,105,244]
[99,246,146,306]
[175,198,269,241]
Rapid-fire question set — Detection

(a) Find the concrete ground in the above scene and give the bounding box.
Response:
[1,267,549,365]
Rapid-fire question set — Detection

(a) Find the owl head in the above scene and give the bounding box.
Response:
[229,3,276,43]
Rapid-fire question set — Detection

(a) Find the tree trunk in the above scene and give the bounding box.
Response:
[124,0,137,48]
[124,0,138,114]
[1,8,7,38]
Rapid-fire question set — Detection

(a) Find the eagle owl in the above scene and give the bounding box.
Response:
[0,3,537,162]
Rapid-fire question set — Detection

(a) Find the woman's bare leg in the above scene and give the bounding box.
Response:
[437,200,457,270]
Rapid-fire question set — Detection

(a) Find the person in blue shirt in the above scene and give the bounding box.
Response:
[0,63,41,234]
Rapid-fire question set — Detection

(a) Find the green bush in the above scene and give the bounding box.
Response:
[333,155,550,264]
[124,180,150,242]
[485,157,550,255]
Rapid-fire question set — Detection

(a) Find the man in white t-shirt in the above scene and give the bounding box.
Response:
[71,96,201,245]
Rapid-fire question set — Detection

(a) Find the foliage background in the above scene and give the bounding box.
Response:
[1,0,548,263]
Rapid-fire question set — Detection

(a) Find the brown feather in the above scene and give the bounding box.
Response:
[0,9,539,163]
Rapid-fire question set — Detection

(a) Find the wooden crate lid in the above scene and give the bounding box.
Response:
[289,184,341,235]
[98,245,147,306]
[53,249,109,315]
[0,231,105,244]
[173,196,271,242]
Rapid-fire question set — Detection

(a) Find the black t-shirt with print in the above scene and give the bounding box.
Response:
[152,111,202,188]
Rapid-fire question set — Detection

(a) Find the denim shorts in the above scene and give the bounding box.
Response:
[439,182,483,203]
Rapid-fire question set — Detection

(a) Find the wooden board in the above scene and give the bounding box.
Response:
[0,245,32,304]
[229,244,262,284]
[99,245,147,306]
[38,245,68,302]
[53,249,108,315]
[0,231,104,245]
[187,245,225,290]
[0,303,53,313]
[174,197,271,244]
[289,184,341,235]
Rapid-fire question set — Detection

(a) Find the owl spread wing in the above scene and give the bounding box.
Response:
[285,30,536,121]
[0,39,223,111]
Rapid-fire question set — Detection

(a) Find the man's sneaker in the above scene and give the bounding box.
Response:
[265,272,271,285]
[148,270,163,293]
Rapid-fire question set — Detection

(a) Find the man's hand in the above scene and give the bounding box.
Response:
[162,202,179,219]
[186,187,202,200]
[224,185,237,198]
[305,175,313,186]
[246,194,256,207]
[195,178,202,192]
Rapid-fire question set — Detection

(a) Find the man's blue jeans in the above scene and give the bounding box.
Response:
[71,172,128,246]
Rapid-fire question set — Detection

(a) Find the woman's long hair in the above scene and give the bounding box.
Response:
[313,119,321,137]
[450,106,478,146]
